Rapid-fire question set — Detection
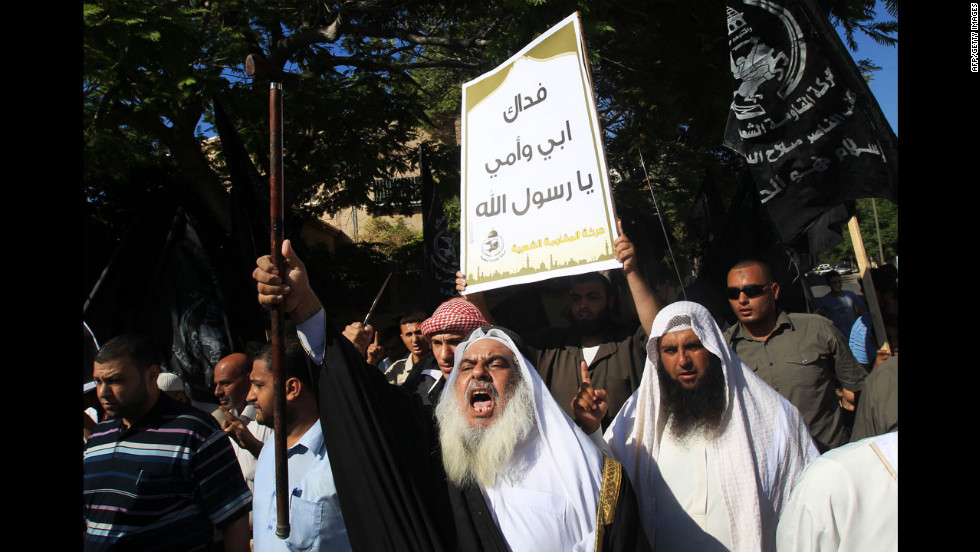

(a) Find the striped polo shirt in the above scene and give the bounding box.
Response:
[83,394,251,551]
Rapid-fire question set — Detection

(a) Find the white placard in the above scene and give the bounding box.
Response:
[460,12,621,295]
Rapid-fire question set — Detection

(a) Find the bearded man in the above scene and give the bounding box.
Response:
[437,327,649,551]
[573,301,818,551]
[253,239,650,551]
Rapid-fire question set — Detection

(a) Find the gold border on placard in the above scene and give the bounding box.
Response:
[462,14,617,286]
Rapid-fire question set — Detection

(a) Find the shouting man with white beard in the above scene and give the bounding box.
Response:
[253,240,650,552]
[436,327,649,551]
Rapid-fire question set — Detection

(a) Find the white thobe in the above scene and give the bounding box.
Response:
[654,430,733,551]
[480,427,597,552]
[776,432,898,551]
[588,424,734,551]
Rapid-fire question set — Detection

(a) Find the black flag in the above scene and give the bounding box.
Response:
[84,194,238,402]
[723,0,898,245]
[420,145,459,313]
[214,98,309,340]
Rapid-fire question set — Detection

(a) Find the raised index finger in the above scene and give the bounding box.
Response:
[580,361,591,386]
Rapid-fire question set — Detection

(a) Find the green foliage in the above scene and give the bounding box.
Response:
[821,198,898,265]
[362,217,422,255]
[304,242,390,314]
[856,58,883,84]
[826,0,898,51]
[83,0,898,299]
[443,195,461,240]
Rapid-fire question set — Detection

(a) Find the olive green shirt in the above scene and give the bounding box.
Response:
[849,356,898,442]
[527,322,648,431]
[724,310,866,452]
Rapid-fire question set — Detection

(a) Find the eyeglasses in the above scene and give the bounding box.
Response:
[725,284,769,300]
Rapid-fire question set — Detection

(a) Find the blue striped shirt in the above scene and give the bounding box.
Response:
[83,394,251,551]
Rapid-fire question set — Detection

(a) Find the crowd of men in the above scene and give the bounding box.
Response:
[83,224,898,551]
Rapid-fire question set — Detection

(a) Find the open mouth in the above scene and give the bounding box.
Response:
[468,386,496,416]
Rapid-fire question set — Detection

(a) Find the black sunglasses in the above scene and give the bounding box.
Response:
[725,284,769,300]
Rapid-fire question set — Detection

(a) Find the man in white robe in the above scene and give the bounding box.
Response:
[573,301,818,551]
[776,431,898,551]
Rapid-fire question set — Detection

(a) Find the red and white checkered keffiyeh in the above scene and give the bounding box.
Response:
[420,300,489,338]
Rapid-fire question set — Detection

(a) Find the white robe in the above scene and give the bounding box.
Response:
[653,430,732,551]
[602,301,819,551]
[444,328,606,552]
[776,431,898,551]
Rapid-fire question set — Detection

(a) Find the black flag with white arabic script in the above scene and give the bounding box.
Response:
[723,0,898,245]
[421,145,460,313]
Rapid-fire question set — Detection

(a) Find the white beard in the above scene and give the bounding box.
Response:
[435,375,535,489]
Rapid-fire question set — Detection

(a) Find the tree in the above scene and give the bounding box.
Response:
[362,217,422,255]
[84,1,504,236]
[84,0,897,298]
[821,198,898,266]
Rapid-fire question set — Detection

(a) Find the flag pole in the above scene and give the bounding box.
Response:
[847,215,890,356]
[246,54,290,539]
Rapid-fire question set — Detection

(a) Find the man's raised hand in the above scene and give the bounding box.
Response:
[613,219,637,274]
[366,329,385,366]
[343,322,374,357]
[253,239,322,323]
[571,361,607,435]
[219,406,263,457]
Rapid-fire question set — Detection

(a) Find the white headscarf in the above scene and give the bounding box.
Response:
[604,301,818,551]
[441,327,605,551]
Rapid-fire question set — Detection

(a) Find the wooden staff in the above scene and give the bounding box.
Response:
[247,54,290,539]
[269,80,290,539]
[847,216,891,356]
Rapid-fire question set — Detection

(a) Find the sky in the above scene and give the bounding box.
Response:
[834,4,898,136]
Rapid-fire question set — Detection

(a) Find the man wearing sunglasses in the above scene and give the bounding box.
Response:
[723,260,866,453]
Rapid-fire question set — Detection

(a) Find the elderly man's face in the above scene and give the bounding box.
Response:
[213,354,250,411]
[454,339,517,428]
[431,332,465,379]
[658,329,713,390]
